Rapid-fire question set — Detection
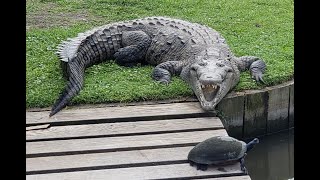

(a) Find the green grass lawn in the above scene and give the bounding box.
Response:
[26,0,294,108]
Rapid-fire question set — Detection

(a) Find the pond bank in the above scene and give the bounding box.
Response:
[217,80,294,138]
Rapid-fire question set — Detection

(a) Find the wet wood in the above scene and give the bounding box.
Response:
[289,84,294,128]
[267,84,289,133]
[217,93,245,138]
[243,90,268,138]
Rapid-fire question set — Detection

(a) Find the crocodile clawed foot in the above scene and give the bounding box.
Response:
[251,72,265,84]
[249,59,266,84]
[158,79,170,85]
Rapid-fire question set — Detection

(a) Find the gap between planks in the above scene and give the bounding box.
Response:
[27,129,228,157]
[26,145,245,175]
[26,117,223,141]
[26,146,193,173]
[26,163,244,180]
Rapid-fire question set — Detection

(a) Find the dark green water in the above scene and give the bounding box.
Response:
[245,129,294,180]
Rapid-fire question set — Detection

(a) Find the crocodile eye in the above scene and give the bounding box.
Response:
[190,66,197,71]
[190,65,198,71]
[225,66,233,72]
[216,62,225,67]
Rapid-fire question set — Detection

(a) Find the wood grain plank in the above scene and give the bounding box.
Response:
[26,146,193,172]
[26,163,244,180]
[26,129,228,157]
[26,124,50,131]
[198,175,251,179]
[26,102,214,126]
[26,117,223,141]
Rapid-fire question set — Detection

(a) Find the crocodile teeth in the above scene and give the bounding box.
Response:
[201,84,221,90]
[201,84,219,89]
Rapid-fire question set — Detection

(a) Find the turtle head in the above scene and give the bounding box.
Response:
[246,138,259,152]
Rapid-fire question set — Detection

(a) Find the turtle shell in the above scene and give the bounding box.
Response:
[188,136,247,165]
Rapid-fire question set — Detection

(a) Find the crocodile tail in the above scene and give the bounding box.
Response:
[50,60,85,117]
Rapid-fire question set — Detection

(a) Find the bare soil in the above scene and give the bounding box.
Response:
[26,2,102,30]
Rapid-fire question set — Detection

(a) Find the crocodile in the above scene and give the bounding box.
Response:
[50,16,266,117]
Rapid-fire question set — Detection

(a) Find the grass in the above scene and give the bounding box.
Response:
[26,0,294,108]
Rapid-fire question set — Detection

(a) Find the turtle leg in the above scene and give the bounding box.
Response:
[189,160,195,167]
[196,164,208,171]
[240,153,248,174]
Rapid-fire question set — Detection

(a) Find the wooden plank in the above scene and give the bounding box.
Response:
[289,84,294,128]
[27,146,193,172]
[243,90,268,138]
[26,163,244,180]
[26,102,214,126]
[267,85,289,133]
[216,93,245,138]
[198,175,251,179]
[26,124,50,131]
[27,129,228,156]
[26,117,223,141]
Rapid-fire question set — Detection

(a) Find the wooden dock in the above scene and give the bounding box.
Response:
[26,102,251,179]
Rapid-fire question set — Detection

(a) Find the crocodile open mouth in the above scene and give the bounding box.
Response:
[201,84,220,101]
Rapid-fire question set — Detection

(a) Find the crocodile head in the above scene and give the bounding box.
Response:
[185,59,236,111]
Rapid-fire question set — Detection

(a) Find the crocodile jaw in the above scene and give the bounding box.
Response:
[188,69,235,111]
[193,80,222,111]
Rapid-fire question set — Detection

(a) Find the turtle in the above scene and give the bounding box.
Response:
[187,135,259,174]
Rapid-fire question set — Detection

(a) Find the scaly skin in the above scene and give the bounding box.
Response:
[50,16,266,117]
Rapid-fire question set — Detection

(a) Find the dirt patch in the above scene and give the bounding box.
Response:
[26,12,94,30]
[26,2,103,30]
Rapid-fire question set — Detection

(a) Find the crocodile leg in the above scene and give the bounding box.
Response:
[152,61,183,84]
[114,31,151,67]
[233,56,266,83]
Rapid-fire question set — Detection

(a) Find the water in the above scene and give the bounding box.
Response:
[245,129,294,180]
